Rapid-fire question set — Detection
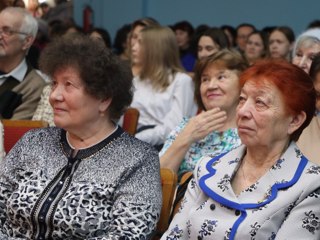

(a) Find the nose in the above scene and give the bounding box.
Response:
[50,84,63,102]
[237,99,252,119]
[207,78,219,89]
[297,55,307,69]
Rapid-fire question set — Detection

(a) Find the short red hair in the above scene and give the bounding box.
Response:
[239,59,316,141]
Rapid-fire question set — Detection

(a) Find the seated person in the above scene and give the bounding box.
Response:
[160,49,248,177]
[130,26,197,149]
[162,60,320,239]
[0,34,162,239]
[0,7,46,119]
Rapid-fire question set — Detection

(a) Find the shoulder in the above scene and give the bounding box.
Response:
[173,72,192,82]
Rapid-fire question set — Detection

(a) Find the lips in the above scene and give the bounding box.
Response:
[237,125,253,133]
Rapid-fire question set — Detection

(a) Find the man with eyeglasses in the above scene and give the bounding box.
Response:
[0,7,46,119]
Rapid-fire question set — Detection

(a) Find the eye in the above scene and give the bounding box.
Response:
[255,99,267,108]
[201,76,209,83]
[217,74,226,80]
[51,80,57,88]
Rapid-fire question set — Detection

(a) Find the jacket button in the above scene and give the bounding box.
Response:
[235,210,241,216]
[210,203,216,210]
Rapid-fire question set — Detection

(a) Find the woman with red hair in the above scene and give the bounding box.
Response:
[162,60,320,240]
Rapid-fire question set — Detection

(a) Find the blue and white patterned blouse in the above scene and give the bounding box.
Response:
[159,117,241,176]
[162,143,320,239]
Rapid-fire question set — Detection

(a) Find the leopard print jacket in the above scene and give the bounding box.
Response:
[0,126,162,239]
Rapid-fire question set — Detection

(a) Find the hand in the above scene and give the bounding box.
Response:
[177,108,227,144]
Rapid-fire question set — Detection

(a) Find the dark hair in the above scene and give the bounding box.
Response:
[200,27,229,49]
[309,54,320,81]
[173,20,194,37]
[239,59,316,141]
[89,27,112,48]
[271,26,295,43]
[194,49,249,110]
[221,25,237,47]
[307,20,320,29]
[39,34,133,121]
[113,24,131,54]
[236,23,256,32]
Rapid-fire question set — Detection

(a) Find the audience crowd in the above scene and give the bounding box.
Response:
[0,1,320,239]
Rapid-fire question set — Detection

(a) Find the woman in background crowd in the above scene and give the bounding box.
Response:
[173,20,197,72]
[130,17,160,76]
[197,27,229,60]
[269,26,295,61]
[244,30,269,65]
[131,26,197,150]
[292,35,320,73]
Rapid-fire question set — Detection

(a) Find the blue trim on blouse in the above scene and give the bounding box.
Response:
[199,152,309,240]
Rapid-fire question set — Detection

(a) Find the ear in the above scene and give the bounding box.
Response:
[22,35,34,51]
[99,98,112,113]
[287,111,306,135]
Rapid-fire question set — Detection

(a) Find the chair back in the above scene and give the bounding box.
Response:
[2,120,48,153]
[153,168,178,239]
[122,107,139,135]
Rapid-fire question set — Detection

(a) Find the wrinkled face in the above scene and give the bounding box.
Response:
[175,29,190,49]
[49,67,109,132]
[269,30,292,59]
[237,81,294,148]
[292,43,320,73]
[0,11,28,59]
[200,63,240,113]
[236,26,254,51]
[197,36,220,60]
[131,34,143,65]
[314,72,320,111]
[245,34,265,63]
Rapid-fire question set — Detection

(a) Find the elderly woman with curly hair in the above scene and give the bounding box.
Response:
[0,34,162,239]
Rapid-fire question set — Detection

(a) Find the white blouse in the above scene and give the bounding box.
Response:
[131,72,197,146]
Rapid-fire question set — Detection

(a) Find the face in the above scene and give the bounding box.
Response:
[236,26,254,51]
[49,67,109,132]
[269,30,292,59]
[198,36,220,60]
[175,29,190,49]
[200,63,240,113]
[131,34,143,65]
[314,72,320,111]
[245,34,265,63]
[237,81,294,148]
[292,44,320,73]
[130,25,144,48]
[0,12,29,59]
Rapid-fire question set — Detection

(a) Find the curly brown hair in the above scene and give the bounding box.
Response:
[39,33,133,121]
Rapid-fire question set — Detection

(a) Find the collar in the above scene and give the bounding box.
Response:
[0,59,28,82]
[199,142,308,211]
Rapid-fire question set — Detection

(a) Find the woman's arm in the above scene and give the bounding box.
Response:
[160,108,227,172]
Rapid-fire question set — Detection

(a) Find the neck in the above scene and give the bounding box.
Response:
[244,139,290,168]
[67,119,116,149]
[0,55,25,73]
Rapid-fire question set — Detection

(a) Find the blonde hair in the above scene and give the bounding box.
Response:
[139,26,183,91]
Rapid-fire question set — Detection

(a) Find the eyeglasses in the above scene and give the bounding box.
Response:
[0,26,29,37]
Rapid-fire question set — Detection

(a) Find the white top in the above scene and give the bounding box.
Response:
[131,72,197,145]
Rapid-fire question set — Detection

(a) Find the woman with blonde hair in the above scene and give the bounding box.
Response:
[131,26,197,149]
